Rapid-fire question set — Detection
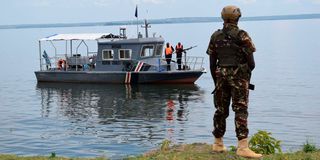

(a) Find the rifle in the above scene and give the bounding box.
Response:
[249,84,255,90]
[173,45,197,54]
[182,45,197,53]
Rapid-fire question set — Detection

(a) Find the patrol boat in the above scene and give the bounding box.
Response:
[35,24,205,84]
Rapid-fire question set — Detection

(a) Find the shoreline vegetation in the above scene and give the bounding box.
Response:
[127,143,320,160]
[1,143,319,160]
[0,132,318,159]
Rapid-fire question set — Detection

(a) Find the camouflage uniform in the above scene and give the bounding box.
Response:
[207,23,256,140]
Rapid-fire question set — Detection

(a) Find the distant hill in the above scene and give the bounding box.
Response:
[1,14,320,30]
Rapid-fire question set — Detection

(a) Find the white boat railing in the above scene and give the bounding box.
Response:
[39,36,98,71]
[160,56,204,71]
[185,56,204,71]
[40,53,97,71]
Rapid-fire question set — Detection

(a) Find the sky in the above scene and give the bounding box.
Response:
[1,0,320,25]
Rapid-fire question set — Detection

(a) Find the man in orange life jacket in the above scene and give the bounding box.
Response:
[165,42,175,71]
[175,42,184,70]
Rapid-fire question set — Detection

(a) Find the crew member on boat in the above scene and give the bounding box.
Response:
[175,42,184,70]
[165,42,175,71]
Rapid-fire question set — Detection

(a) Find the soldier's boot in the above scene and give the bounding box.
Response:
[212,137,227,152]
[236,138,262,158]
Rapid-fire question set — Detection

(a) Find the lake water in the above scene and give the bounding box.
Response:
[0,19,320,159]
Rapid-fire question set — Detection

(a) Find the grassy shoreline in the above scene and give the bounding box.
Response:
[1,143,319,160]
[126,143,320,160]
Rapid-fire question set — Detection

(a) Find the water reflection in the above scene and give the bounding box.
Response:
[36,83,204,157]
[37,83,202,120]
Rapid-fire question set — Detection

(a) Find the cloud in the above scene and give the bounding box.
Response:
[29,0,114,8]
[141,0,166,4]
[132,0,174,4]
[30,0,52,7]
[236,0,320,5]
[284,0,300,2]
[92,0,112,6]
[236,0,257,4]
[284,0,320,4]
[90,0,169,7]
[311,0,320,4]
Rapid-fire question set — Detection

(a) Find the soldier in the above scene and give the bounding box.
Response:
[206,5,262,158]
[165,42,175,71]
[175,42,184,70]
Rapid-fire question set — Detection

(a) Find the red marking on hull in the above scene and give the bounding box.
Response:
[135,61,144,72]
[125,72,131,84]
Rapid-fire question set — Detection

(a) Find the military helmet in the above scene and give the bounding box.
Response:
[221,5,241,22]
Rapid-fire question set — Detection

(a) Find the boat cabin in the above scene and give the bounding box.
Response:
[96,36,165,72]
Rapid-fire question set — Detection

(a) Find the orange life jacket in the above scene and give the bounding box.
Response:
[176,44,183,50]
[165,46,173,55]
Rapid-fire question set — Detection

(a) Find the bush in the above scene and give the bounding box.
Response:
[49,152,56,158]
[160,140,172,152]
[303,140,317,153]
[229,145,237,152]
[249,130,282,154]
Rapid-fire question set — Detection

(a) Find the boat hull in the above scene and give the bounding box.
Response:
[35,70,204,84]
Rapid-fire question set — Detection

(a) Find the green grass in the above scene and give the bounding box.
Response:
[125,143,320,160]
[1,142,319,160]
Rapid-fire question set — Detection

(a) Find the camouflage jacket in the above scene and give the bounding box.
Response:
[207,23,256,80]
[207,23,256,56]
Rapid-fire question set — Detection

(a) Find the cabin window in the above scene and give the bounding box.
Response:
[155,44,163,56]
[119,49,132,60]
[141,45,154,57]
[102,49,114,60]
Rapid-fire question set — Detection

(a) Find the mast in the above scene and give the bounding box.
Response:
[141,19,151,38]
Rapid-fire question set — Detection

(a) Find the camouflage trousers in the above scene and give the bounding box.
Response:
[212,73,249,140]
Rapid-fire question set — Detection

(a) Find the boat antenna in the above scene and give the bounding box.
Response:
[141,19,151,38]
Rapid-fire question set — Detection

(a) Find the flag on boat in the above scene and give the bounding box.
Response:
[135,5,138,18]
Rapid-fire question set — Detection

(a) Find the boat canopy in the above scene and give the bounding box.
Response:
[39,33,122,41]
